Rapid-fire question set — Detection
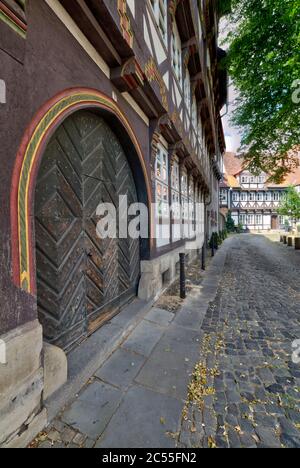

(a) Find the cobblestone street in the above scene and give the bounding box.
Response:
[179,235,300,448]
[30,235,300,449]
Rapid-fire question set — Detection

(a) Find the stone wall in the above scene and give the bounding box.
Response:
[0,320,47,447]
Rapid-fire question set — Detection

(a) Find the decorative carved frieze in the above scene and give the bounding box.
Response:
[111,57,145,92]
[144,58,169,112]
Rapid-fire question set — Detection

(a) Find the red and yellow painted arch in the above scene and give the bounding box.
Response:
[11,88,152,295]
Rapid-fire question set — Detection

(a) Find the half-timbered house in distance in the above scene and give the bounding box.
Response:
[220,153,300,231]
[0,0,226,446]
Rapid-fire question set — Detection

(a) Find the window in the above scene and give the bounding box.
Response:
[181,169,189,237]
[256,215,262,225]
[247,215,254,225]
[257,192,264,201]
[155,143,170,246]
[232,192,239,202]
[189,179,195,238]
[273,192,280,202]
[249,193,255,201]
[181,171,188,198]
[240,214,246,225]
[150,0,168,45]
[220,190,227,204]
[184,69,191,113]
[171,159,181,241]
[241,193,247,201]
[171,160,180,192]
[172,21,182,86]
[155,145,169,218]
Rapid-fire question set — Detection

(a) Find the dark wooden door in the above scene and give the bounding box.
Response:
[35,111,140,352]
[271,215,278,230]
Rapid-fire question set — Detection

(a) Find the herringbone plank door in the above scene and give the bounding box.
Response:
[35,111,140,352]
[78,114,140,332]
[35,118,86,352]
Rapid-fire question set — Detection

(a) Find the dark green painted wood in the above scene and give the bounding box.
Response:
[35,111,140,352]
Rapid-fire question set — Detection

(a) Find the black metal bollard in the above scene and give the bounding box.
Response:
[201,244,206,271]
[179,253,186,299]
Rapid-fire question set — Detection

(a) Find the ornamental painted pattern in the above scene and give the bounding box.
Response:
[144,58,169,112]
[169,0,180,18]
[117,0,134,48]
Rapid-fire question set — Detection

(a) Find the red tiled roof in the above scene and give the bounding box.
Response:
[223,152,300,189]
[223,152,245,176]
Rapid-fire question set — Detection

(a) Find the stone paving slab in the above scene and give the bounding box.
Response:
[174,299,208,330]
[121,320,166,357]
[61,381,123,439]
[135,325,204,400]
[145,308,175,327]
[95,385,182,448]
[45,299,153,421]
[94,348,146,390]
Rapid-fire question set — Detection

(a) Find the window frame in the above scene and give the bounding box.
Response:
[150,0,168,46]
[171,158,181,221]
[188,178,196,238]
[171,20,183,87]
[155,144,169,221]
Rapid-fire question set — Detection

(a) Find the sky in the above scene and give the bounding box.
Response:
[220,19,242,154]
[222,84,242,153]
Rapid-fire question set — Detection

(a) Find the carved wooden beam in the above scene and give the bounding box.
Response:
[111,57,144,92]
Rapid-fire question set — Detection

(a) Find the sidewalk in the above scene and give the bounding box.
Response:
[30,244,228,449]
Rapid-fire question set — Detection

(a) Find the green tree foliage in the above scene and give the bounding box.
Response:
[224,0,300,182]
[226,210,235,232]
[278,186,300,223]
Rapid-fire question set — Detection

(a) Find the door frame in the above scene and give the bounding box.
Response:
[11,88,152,298]
[271,214,279,230]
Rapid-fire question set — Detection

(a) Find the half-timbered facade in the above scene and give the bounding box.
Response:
[221,153,300,231]
[0,0,226,446]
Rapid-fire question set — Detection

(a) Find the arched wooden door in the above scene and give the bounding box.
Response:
[35,111,140,352]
